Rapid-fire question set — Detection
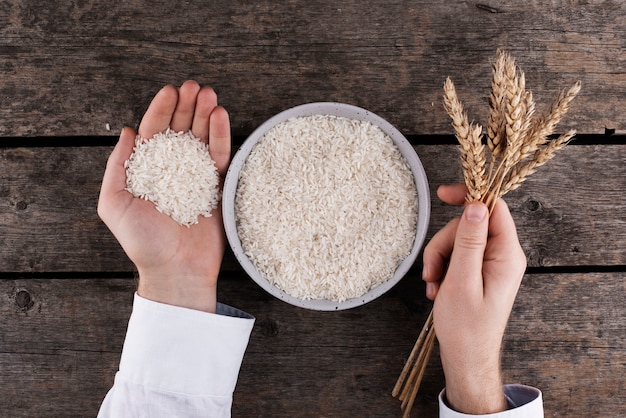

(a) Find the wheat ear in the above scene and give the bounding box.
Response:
[485,56,527,203]
[500,129,576,195]
[487,51,508,158]
[443,78,487,201]
[527,81,582,148]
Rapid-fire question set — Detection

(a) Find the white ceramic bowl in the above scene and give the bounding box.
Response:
[223,102,430,310]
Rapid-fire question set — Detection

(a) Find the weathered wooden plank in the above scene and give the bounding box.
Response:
[502,272,626,417]
[0,278,132,418]
[1,144,624,272]
[1,272,624,417]
[0,0,623,137]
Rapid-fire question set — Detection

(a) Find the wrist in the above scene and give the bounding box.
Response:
[441,349,507,414]
[136,268,218,313]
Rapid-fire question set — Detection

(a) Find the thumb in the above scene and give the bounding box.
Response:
[445,202,490,297]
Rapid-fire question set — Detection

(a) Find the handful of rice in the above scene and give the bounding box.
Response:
[125,129,221,227]
[235,115,418,302]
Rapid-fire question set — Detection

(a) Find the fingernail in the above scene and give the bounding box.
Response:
[422,263,430,280]
[465,203,488,223]
[426,282,435,299]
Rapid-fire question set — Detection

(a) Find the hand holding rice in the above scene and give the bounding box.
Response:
[125,128,221,227]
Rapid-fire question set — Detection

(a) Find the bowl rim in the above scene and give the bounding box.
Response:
[223,102,430,310]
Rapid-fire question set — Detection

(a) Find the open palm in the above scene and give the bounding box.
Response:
[98,81,231,312]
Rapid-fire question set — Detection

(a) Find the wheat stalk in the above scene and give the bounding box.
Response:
[393,50,580,416]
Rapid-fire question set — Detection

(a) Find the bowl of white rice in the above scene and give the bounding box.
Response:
[223,103,430,310]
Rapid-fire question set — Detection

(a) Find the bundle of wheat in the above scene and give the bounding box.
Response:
[393,49,580,417]
[445,51,580,210]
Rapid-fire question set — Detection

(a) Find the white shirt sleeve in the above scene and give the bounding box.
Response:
[439,384,543,418]
[98,293,255,418]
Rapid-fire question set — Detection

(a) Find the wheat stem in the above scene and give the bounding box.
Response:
[392,310,434,397]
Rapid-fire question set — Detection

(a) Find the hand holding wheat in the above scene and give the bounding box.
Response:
[393,50,580,417]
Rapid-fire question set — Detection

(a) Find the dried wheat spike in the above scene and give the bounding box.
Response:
[514,90,548,163]
[528,81,582,147]
[518,89,536,151]
[462,123,487,201]
[502,62,526,168]
[443,77,470,140]
[487,51,508,158]
[500,129,576,195]
[443,77,487,201]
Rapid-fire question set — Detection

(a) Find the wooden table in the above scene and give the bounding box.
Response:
[1,1,624,416]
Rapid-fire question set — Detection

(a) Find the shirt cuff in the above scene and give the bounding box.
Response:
[117,293,255,398]
[439,384,543,418]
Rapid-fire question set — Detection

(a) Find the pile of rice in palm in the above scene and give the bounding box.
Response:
[125,129,220,227]
[235,115,418,302]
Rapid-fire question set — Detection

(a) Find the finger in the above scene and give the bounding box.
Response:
[484,199,527,296]
[170,80,201,133]
[445,202,490,298]
[425,282,440,301]
[191,86,218,143]
[487,199,518,242]
[208,106,231,177]
[437,184,469,206]
[423,218,459,282]
[98,127,136,222]
[138,85,178,139]
[422,217,460,300]
[487,199,524,265]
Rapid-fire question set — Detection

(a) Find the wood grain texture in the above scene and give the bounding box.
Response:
[1,144,624,272]
[0,0,623,137]
[0,2,623,417]
[0,279,132,418]
[503,272,626,417]
[1,272,624,417]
